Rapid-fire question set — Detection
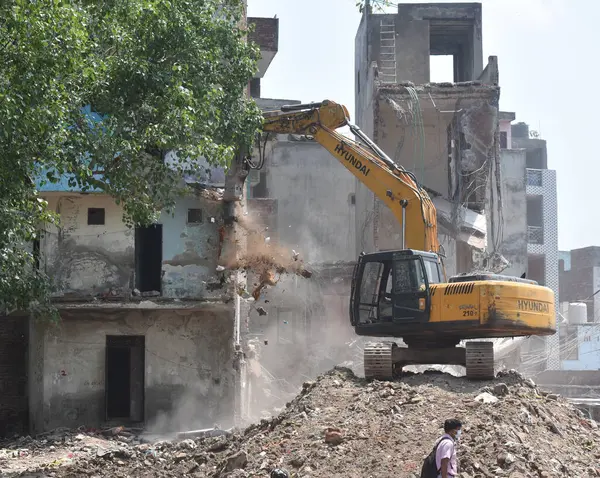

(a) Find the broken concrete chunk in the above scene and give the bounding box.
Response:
[224,450,248,471]
[256,307,267,316]
[216,265,226,272]
[493,383,509,396]
[497,451,516,466]
[475,392,499,404]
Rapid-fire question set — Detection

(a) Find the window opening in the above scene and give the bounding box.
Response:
[88,208,105,225]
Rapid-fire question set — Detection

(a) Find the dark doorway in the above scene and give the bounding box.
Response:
[105,336,145,422]
[135,225,163,293]
[0,317,28,437]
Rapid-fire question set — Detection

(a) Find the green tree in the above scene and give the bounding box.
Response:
[0,0,261,316]
[355,0,395,12]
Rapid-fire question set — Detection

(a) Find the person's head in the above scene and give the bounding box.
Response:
[444,419,463,440]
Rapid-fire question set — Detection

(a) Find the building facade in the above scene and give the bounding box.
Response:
[555,247,600,371]
[560,247,600,323]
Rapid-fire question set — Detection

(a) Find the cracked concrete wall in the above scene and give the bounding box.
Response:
[41,194,134,296]
[29,307,235,433]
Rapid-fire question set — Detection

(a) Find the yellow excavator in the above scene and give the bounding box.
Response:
[258,100,556,380]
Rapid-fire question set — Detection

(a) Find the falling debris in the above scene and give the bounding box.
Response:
[194,186,224,202]
[236,287,252,299]
[221,205,314,300]
[252,270,279,300]
[256,307,267,316]
[216,265,226,272]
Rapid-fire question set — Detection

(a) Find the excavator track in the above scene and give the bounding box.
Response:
[465,341,495,380]
[363,342,394,380]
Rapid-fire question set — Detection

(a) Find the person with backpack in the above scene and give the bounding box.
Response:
[420,418,462,478]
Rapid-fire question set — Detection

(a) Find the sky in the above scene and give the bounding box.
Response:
[246,0,598,252]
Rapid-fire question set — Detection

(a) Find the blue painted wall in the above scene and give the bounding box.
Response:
[35,106,105,193]
[160,196,224,299]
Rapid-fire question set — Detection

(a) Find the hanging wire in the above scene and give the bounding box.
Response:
[247,131,270,170]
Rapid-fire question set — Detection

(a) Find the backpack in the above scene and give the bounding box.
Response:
[420,437,453,478]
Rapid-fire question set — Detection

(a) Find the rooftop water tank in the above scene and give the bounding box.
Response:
[568,302,587,325]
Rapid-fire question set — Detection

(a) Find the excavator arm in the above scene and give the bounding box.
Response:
[260,100,439,253]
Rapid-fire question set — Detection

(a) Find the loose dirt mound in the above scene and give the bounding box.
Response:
[8,369,600,477]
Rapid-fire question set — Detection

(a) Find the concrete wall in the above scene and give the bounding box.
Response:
[560,261,600,323]
[513,136,548,170]
[41,194,135,296]
[160,195,225,299]
[354,62,378,255]
[490,149,527,277]
[499,119,512,149]
[40,193,228,300]
[358,4,484,84]
[569,247,600,269]
[29,307,235,433]
[258,135,356,263]
[375,85,498,197]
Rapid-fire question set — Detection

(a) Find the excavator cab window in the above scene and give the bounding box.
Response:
[350,252,431,327]
[423,259,442,284]
[353,260,386,325]
[390,255,431,323]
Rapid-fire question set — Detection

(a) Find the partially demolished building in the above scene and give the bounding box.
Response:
[355,3,497,275]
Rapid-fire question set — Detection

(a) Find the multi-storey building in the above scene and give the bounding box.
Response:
[354,2,497,276]
[494,115,559,371]
[0,15,279,437]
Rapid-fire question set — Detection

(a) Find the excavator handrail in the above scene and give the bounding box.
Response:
[260,100,440,254]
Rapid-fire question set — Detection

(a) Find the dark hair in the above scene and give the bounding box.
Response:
[444,419,462,432]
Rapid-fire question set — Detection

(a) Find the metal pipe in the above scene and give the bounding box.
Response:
[348,123,398,171]
[400,199,408,249]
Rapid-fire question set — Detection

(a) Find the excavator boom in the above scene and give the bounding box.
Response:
[261,100,439,254]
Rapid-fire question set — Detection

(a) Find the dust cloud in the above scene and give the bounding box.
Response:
[146,400,228,439]
[234,207,360,422]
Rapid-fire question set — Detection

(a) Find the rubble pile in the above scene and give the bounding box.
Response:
[5,368,600,477]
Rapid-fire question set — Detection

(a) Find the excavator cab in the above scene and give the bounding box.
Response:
[350,250,443,337]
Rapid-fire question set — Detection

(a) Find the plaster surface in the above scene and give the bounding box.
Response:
[29,308,235,433]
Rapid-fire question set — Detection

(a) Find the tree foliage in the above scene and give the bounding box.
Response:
[0,0,261,316]
[355,0,395,13]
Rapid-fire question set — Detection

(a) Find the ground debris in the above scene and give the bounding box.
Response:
[7,368,600,477]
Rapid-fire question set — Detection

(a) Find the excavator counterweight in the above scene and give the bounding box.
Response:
[258,100,556,380]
